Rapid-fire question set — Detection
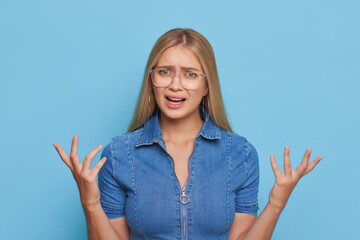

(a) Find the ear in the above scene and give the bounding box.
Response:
[203,87,209,96]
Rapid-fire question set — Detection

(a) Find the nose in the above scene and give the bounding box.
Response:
[168,74,183,91]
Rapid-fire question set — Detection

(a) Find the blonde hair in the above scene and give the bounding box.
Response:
[127,28,232,133]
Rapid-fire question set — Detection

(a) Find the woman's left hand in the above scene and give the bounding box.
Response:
[268,146,323,212]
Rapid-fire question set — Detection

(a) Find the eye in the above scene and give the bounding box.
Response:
[185,71,198,78]
[158,69,172,76]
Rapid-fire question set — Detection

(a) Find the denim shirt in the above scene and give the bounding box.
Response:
[98,106,260,240]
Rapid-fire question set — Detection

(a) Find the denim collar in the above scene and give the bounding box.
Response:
[136,105,221,147]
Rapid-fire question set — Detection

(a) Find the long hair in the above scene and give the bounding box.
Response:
[127,28,232,133]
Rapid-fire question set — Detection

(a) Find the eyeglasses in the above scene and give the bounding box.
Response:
[149,67,207,90]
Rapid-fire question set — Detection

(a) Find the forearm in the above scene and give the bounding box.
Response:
[240,202,283,240]
[83,203,122,240]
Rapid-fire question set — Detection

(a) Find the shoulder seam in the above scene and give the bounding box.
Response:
[109,138,116,177]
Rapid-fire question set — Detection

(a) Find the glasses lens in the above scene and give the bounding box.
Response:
[181,71,204,90]
[152,68,172,87]
[151,68,206,90]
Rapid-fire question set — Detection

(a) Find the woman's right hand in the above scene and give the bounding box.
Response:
[53,134,107,209]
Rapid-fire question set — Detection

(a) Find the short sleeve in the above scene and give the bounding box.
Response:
[235,141,260,216]
[97,140,126,219]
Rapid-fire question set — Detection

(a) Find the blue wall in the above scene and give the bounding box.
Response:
[1,0,359,239]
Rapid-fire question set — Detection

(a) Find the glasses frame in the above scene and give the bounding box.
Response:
[149,67,207,90]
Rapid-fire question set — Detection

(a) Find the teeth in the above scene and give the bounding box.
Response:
[168,97,183,101]
[170,101,182,105]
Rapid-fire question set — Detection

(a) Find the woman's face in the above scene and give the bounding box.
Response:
[152,44,208,121]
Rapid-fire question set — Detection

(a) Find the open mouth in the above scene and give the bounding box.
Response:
[166,96,186,104]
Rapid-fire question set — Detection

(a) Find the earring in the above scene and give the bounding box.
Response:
[202,97,205,120]
[148,94,151,113]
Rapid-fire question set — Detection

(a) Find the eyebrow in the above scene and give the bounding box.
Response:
[156,65,201,72]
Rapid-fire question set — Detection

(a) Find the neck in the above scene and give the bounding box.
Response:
[158,109,204,143]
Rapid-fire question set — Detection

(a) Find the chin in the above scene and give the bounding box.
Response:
[161,108,187,120]
[159,103,198,121]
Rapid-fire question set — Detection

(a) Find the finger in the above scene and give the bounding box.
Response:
[53,143,74,172]
[303,156,323,176]
[81,145,103,174]
[70,134,82,171]
[270,154,282,178]
[89,157,107,179]
[294,148,311,176]
[70,134,78,155]
[303,148,311,166]
[284,146,292,177]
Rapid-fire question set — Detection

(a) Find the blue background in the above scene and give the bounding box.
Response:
[1,0,359,239]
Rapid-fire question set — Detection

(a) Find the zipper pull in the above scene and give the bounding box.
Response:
[180,186,189,205]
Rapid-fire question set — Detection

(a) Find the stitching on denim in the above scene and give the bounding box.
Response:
[200,133,221,140]
[221,133,232,237]
[135,125,146,146]
[137,141,155,146]
[167,155,181,240]
[245,140,250,157]
[110,139,116,177]
[188,137,199,239]
[161,144,181,239]
[126,134,143,235]
[244,141,249,175]
[243,161,248,175]
[235,201,258,206]
[100,200,125,208]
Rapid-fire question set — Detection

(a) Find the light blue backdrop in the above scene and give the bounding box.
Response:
[1,0,359,239]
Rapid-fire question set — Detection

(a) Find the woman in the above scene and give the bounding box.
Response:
[53,28,323,239]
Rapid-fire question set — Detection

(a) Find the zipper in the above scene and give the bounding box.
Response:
[156,138,196,240]
[180,186,189,239]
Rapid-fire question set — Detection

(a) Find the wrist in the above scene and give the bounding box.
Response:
[82,201,102,213]
[266,201,284,215]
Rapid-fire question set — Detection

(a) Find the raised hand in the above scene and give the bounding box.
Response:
[268,146,323,212]
[53,134,107,208]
